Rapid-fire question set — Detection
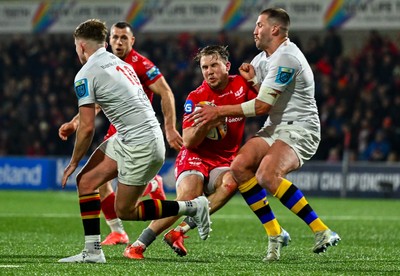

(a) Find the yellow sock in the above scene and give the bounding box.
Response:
[239,177,281,236]
[274,178,328,233]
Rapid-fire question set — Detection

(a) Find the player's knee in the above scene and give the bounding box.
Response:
[221,180,238,195]
[76,173,93,194]
[230,158,247,180]
[220,173,238,195]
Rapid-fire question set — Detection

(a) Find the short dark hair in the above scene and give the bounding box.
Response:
[194,45,229,63]
[74,19,108,43]
[261,8,290,30]
[111,21,134,34]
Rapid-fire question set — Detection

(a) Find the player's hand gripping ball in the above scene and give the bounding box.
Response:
[195,101,227,140]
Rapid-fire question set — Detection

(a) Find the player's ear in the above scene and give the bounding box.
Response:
[272,24,281,36]
[79,41,86,53]
[131,36,135,46]
[225,61,231,72]
[104,42,108,48]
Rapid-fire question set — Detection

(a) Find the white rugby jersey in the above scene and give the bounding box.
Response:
[251,38,320,133]
[74,48,162,144]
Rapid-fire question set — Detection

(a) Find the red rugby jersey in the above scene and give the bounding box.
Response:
[123,49,163,102]
[178,75,256,166]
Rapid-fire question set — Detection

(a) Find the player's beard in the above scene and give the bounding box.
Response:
[255,36,271,51]
[208,79,224,90]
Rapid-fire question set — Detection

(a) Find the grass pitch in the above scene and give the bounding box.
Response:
[0,190,399,275]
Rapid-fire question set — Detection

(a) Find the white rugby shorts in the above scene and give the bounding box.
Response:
[99,134,165,186]
[256,124,320,166]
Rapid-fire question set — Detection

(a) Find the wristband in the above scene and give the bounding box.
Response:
[248,76,259,87]
[241,99,256,117]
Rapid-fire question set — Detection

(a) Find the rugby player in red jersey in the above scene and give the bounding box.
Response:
[123,45,257,259]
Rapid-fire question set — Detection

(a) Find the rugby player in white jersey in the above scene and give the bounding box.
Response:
[191,8,340,261]
[59,21,183,246]
[58,19,210,263]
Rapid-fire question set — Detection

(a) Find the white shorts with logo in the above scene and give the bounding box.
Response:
[99,134,165,186]
[256,124,320,166]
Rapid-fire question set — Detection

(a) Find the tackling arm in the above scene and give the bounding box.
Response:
[191,98,272,127]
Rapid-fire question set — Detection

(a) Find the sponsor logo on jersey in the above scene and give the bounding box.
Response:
[188,157,202,166]
[184,100,194,114]
[275,66,294,84]
[218,90,233,98]
[227,117,243,123]
[146,66,161,80]
[189,161,202,166]
[74,78,89,99]
[234,87,244,98]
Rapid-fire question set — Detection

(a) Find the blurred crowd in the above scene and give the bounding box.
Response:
[0,29,399,162]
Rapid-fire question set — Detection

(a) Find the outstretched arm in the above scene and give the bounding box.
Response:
[189,96,274,127]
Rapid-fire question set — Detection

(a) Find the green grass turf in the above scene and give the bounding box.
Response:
[0,190,399,275]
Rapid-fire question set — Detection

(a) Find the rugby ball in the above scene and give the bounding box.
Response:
[195,101,227,140]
